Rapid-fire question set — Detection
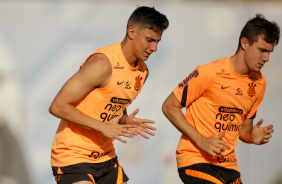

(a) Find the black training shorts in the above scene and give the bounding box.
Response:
[53,157,128,184]
[178,163,242,184]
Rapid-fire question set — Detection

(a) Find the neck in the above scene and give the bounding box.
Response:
[230,51,250,75]
[121,37,139,67]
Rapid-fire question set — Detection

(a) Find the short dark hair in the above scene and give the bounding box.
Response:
[236,13,280,52]
[127,6,169,32]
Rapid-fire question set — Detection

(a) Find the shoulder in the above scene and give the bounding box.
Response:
[75,53,112,88]
[81,43,118,68]
[201,57,227,69]
[95,43,120,56]
[83,54,111,70]
[79,53,112,85]
[198,57,229,76]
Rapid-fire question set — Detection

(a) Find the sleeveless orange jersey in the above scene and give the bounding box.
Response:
[51,43,148,167]
[173,56,266,171]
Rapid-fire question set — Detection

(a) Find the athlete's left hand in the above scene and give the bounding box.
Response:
[252,119,274,145]
[124,108,156,139]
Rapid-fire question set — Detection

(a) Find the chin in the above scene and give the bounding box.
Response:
[253,68,261,72]
[142,56,149,61]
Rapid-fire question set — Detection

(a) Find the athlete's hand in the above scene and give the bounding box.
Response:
[124,108,156,139]
[197,131,231,157]
[252,119,274,145]
[100,113,137,143]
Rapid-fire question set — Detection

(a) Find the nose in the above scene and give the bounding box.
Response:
[150,42,158,52]
[263,52,270,62]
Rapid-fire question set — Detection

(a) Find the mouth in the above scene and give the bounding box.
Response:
[145,52,151,57]
[258,63,264,68]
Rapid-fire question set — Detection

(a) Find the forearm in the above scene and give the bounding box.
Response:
[162,105,203,145]
[239,124,253,144]
[49,102,103,131]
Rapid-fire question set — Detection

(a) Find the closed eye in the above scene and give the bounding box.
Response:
[147,37,161,43]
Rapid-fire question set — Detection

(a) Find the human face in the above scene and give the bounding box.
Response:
[132,28,162,61]
[243,35,274,73]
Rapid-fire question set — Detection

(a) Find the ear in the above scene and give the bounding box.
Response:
[240,37,248,50]
[127,27,135,40]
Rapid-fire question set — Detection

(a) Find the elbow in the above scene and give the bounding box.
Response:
[49,102,60,117]
[162,101,169,117]
[49,103,55,116]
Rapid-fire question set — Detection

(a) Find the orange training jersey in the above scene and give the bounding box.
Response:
[51,43,148,167]
[173,56,266,171]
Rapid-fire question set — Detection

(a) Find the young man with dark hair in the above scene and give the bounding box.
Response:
[162,14,279,184]
[49,6,169,184]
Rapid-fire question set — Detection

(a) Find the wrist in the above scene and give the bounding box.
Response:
[193,134,204,147]
[94,121,104,132]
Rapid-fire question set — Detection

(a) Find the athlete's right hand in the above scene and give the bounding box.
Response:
[197,131,231,157]
[99,113,137,143]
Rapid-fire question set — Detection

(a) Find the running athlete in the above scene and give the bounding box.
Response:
[49,6,169,184]
[162,14,279,184]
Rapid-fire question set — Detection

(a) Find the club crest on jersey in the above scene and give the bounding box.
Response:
[134,75,143,91]
[178,69,198,88]
[247,82,256,97]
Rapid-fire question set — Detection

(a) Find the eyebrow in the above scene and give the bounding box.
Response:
[260,47,273,52]
[147,37,161,42]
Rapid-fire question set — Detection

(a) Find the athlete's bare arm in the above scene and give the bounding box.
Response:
[162,92,230,157]
[49,54,137,143]
[239,118,274,144]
